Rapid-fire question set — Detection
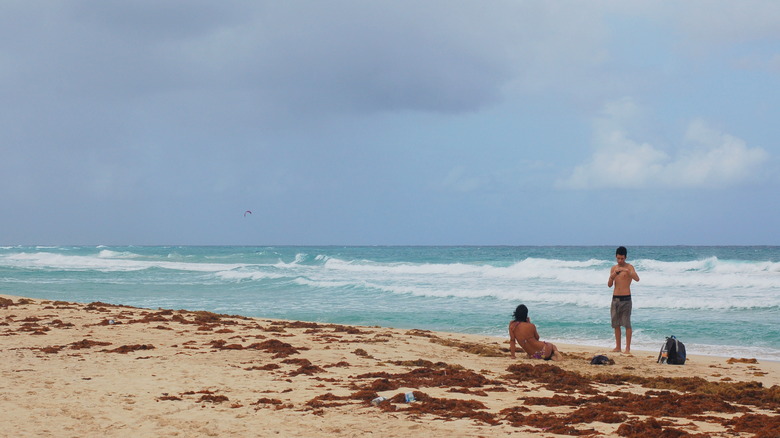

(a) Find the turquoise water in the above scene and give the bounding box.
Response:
[1,245,778,360]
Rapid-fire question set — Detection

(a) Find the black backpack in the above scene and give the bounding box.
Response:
[657,336,686,365]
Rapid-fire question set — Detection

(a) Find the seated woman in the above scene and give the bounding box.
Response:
[509,304,562,361]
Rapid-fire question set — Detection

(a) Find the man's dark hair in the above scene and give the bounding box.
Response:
[616,246,627,256]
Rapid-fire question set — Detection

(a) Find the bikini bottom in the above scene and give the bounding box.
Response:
[531,342,554,360]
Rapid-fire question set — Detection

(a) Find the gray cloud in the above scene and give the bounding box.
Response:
[1,1,619,124]
[1,1,610,200]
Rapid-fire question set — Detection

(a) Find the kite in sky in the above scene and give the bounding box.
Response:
[244,210,252,217]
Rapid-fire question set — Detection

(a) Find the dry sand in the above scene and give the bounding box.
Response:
[2,294,779,437]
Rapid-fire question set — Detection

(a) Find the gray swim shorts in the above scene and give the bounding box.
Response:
[611,296,632,329]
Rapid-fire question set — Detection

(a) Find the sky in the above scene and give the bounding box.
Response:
[2,1,779,246]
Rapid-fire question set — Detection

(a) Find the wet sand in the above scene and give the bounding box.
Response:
[2,294,779,437]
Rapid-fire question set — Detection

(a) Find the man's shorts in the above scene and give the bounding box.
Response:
[611,296,632,329]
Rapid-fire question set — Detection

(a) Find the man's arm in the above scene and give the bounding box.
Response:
[629,264,640,282]
[607,266,617,287]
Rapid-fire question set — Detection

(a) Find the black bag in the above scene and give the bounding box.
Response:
[657,336,686,365]
[590,354,614,365]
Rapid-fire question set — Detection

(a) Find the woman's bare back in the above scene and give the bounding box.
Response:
[509,321,545,356]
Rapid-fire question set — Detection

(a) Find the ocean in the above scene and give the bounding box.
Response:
[1,245,778,361]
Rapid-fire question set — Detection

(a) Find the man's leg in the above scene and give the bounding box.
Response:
[613,327,622,352]
[624,300,633,354]
[611,299,621,352]
[625,328,632,354]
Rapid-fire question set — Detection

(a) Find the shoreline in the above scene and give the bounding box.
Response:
[5,244,779,365]
[545,340,780,365]
[2,294,779,437]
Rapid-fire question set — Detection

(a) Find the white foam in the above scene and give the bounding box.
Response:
[98,250,141,259]
[293,253,307,264]
[215,270,285,282]
[1,251,246,273]
[292,277,361,289]
[276,255,776,310]
[3,250,778,311]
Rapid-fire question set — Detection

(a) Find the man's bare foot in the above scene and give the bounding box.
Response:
[623,349,631,355]
[611,347,622,352]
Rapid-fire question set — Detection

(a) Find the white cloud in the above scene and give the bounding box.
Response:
[557,100,769,190]
[670,119,770,186]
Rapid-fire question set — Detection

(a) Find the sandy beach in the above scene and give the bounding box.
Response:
[2,294,779,437]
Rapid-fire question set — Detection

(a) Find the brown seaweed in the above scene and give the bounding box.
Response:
[247,339,301,358]
[521,394,591,407]
[332,325,368,335]
[352,348,371,357]
[39,345,65,354]
[305,393,349,408]
[198,394,229,403]
[723,413,780,438]
[592,373,780,410]
[270,320,322,329]
[727,357,759,364]
[505,363,597,394]
[350,389,380,401]
[70,339,112,350]
[251,397,287,410]
[209,339,244,350]
[103,344,155,354]
[289,363,325,376]
[127,311,171,324]
[448,388,488,396]
[500,410,598,436]
[244,364,281,371]
[48,319,75,328]
[281,358,311,366]
[616,417,704,438]
[398,392,499,425]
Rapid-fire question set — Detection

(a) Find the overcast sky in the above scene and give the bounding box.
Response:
[2,1,779,245]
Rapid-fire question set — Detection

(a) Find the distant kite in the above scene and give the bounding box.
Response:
[244,210,252,217]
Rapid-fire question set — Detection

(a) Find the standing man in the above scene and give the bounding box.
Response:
[608,246,639,354]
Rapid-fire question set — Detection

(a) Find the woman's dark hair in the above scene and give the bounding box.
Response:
[513,304,528,322]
